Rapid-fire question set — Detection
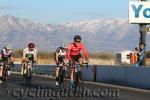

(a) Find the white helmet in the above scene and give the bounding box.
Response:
[62,43,68,49]
[5,44,12,50]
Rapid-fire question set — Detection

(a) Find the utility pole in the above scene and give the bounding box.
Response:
[139,0,147,66]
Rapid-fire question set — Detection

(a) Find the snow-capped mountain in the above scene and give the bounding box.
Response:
[0,15,141,52]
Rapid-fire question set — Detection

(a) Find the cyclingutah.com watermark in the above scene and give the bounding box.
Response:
[0,86,120,98]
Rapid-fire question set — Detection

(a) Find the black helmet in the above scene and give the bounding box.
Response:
[74,35,81,42]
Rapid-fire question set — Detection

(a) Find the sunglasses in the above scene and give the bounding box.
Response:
[29,47,34,49]
[75,41,81,43]
[75,39,81,42]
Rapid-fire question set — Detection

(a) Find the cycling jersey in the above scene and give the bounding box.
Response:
[56,47,66,56]
[23,48,37,61]
[66,42,88,61]
[0,48,12,61]
[25,53,34,61]
[56,47,66,62]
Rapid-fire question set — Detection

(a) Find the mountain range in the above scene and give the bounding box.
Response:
[0,15,145,52]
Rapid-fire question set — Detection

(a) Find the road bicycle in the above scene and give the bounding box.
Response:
[1,61,13,87]
[22,60,35,85]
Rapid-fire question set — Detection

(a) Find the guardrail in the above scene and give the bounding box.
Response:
[12,64,56,76]
[12,64,150,89]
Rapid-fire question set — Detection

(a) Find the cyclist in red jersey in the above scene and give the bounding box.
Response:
[67,35,89,86]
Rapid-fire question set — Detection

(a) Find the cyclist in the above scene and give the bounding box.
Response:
[135,43,145,66]
[54,43,68,86]
[21,43,38,75]
[67,35,89,86]
[0,44,14,83]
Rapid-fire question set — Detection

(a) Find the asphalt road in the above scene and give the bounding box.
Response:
[0,73,150,100]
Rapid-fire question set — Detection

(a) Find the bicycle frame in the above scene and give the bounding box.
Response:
[71,60,88,91]
[72,61,82,88]
[2,61,12,87]
[58,62,65,85]
[23,60,33,85]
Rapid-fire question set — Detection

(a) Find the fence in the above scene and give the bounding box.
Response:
[12,64,150,89]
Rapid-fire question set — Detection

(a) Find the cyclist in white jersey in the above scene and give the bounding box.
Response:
[0,44,14,83]
[54,43,68,86]
[21,43,38,75]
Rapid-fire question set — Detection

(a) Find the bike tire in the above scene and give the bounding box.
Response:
[2,66,7,87]
[58,66,64,85]
[27,65,32,85]
[23,62,30,85]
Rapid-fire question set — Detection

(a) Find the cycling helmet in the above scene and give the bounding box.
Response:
[62,43,68,49]
[5,44,12,50]
[74,35,81,42]
[28,43,35,48]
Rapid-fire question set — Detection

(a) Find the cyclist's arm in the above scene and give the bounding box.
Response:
[9,52,14,62]
[23,49,26,59]
[0,49,3,61]
[66,45,72,61]
[81,44,89,61]
[34,49,38,63]
[55,52,59,62]
[0,54,1,58]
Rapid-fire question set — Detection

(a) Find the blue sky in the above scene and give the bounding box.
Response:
[0,0,129,24]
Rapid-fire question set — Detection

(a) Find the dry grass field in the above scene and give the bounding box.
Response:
[14,57,115,65]
[13,50,150,66]
[13,50,116,65]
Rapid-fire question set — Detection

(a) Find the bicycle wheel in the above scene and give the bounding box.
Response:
[78,70,83,83]
[28,67,32,85]
[22,62,29,84]
[26,63,32,85]
[8,62,13,75]
[2,66,7,87]
[74,64,83,89]
[7,64,11,76]
[22,62,27,76]
[79,70,84,96]
[58,65,64,85]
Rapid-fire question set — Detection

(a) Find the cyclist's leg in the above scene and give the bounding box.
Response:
[70,66,74,85]
[70,56,78,86]
[29,62,33,74]
[28,63,33,82]
[56,63,60,85]
[8,57,14,73]
[24,57,29,67]
[7,64,10,76]
[9,57,14,64]
[0,66,3,77]
[63,58,67,77]
[0,66,3,83]
[77,57,83,83]
[21,57,29,76]
[21,57,26,75]
[0,54,3,81]
[69,60,75,86]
